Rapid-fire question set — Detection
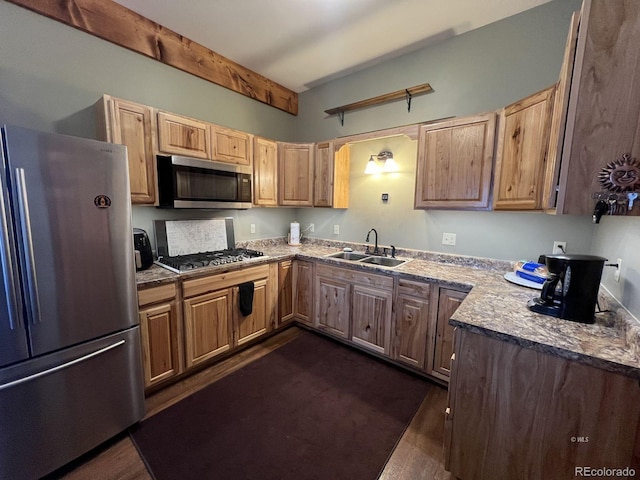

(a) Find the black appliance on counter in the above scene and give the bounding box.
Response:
[527,254,607,324]
[133,228,153,271]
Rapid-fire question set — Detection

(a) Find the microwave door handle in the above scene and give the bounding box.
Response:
[14,168,41,325]
[0,181,22,330]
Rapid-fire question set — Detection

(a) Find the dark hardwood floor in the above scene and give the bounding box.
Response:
[49,326,453,480]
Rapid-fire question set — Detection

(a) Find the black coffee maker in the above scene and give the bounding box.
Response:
[527,254,607,324]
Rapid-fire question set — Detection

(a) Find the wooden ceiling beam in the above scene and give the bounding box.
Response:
[7,0,299,115]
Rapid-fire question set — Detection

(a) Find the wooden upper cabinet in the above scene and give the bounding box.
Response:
[95,95,156,204]
[542,11,580,211]
[278,142,314,206]
[556,0,640,215]
[253,137,278,206]
[415,113,496,210]
[157,111,211,159]
[493,86,555,210]
[314,142,350,208]
[211,125,252,166]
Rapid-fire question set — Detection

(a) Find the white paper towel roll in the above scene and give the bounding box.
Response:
[289,221,300,245]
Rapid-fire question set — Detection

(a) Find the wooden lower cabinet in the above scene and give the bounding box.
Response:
[278,260,295,326]
[391,279,433,370]
[293,260,314,326]
[183,288,233,368]
[351,284,393,355]
[137,283,182,389]
[428,287,467,381]
[314,273,351,339]
[446,328,640,479]
[233,278,268,346]
[182,264,272,369]
[314,264,393,352]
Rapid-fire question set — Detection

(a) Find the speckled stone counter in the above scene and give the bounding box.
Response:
[136,237,640,379]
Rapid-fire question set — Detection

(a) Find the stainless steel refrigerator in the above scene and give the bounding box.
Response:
[0,126,145,479]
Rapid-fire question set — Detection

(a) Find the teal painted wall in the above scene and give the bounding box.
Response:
[0,0,637,317]
[0,0,299,246]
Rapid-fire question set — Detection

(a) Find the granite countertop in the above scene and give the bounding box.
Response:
[136,238,640,379]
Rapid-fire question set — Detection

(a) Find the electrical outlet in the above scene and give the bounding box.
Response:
[615,258,622,282]
[552,241,567,254]
[250,224,256,234]
[333,225,340,235]
[442,232,456,246]
[309,224,315,233]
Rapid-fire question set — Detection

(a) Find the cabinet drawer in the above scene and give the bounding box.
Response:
[316,264,393,290]
[183,265,270,298]
[397,279,432,298]
[138,283,177,307]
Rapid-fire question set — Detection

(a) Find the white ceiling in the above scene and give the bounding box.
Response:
[112,0,553,93]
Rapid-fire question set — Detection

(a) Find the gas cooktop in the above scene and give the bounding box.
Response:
[155,248,265,273]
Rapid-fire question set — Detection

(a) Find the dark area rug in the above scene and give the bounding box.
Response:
[130,332,431,480]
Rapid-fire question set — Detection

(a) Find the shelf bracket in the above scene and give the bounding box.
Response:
[324,82,433,126]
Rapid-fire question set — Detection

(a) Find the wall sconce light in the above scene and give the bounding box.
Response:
[364,151,398,174]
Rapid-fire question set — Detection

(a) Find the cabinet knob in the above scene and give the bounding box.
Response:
[450,353,456,361]
[445,407,451,415]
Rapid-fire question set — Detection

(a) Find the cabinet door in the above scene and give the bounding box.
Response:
[557,0,640,215]
[183,288,232,368]
[212,126,252,166]
[447,329,640,480]
[96,96,156,204]
[294,260,314,326]
[430,288,467,380]
[278,260,294,326]
[542,11,580,211]
[314,274,350,338]
[253,137,278,206]
[139,300,180,388]
[234,278,268,346]
[157,111,211,159]
[351,285,392,355]
[278,142,314,206]
[314,141,334,207]
[314,142,350,208]
[415,114,495,209]
[493,86,555,210]
[392,280,432,370]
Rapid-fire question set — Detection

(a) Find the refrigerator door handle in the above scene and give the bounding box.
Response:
[0,339,126,392]
[0,182,21,331]
[15,167,41,325]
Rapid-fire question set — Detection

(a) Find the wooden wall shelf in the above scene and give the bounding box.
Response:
[325,83,433,125]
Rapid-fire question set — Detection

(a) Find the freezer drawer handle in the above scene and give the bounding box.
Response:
[15,167,41,325]
[0,339,126,392]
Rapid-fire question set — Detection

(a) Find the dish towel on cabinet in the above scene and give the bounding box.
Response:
[238,281,254,316]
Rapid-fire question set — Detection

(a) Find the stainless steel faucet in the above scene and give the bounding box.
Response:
[366,228,379,255]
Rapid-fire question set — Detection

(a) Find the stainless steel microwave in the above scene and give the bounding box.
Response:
[157,155,252,209]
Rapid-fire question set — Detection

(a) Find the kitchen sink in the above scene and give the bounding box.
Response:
[359,256,407,267]
[325,251,408,268]
[326,251,370,261]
